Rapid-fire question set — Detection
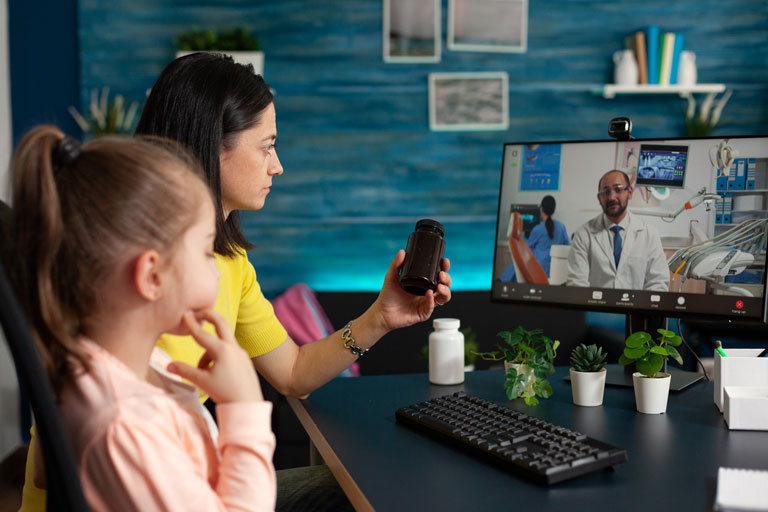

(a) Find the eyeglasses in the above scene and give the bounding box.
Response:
[597,185,630,198]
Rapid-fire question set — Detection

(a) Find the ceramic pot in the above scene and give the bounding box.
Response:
[632,372,671,414]
[677,51,697,86]
[570,367,607,407]
[613,49,639,86]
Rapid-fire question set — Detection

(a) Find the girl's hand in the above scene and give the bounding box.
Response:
[167,309,263,403]
[374,249,452,331]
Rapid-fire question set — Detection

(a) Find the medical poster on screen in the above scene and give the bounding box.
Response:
[520,143,561,191]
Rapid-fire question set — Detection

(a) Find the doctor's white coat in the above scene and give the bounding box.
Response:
[566,212,670,292]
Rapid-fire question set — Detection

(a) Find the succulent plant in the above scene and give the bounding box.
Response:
[569,344,607,373]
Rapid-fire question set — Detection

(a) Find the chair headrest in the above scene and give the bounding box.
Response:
[511,212,524,239]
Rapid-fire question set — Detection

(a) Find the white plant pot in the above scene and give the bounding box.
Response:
[464,364,475,372]
[504,362,536,399]
[570,367,607,407]
[175,50,264,77]
[632,372,671,414]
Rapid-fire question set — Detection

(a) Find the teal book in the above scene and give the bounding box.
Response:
[669,33,685,85]
[646,25,660,85]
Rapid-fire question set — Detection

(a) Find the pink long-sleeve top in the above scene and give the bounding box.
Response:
[59,338,276,511]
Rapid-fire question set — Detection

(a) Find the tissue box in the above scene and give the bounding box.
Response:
[723,386,768,430]
[714,349,768,412]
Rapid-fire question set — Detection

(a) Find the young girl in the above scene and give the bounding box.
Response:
[10,126,277,511]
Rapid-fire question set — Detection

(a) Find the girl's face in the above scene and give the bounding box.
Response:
[165,194,220,332]
[219,103,283,217]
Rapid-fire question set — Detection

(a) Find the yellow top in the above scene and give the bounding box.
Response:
[19,251,287,512]
[157,250,287,403]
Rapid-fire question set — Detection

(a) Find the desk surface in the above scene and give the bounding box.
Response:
[288,366,768,512]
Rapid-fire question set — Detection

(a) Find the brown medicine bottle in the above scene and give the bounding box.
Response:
[399,219,446,296]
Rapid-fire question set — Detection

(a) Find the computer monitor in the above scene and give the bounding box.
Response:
[636,143,688,189]
[509,204,540,239]
[492,135,768,324]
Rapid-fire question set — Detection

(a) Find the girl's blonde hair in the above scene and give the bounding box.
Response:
[9,125,209,391]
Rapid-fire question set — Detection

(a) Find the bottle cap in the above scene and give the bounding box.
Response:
[415,218,445,237]
[433,318,460,330]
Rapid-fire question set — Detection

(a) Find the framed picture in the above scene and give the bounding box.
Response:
[429,72,509,131]
[383,0,441,63]
[448,0,528,53]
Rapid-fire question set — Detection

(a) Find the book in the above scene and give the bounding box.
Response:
[715,467,768,511]
[646,25,659,85]
[633,31,648,85]
[669,33,685,85]
[659,32,675,85]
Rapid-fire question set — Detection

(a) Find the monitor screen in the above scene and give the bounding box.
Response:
[492,136,768,322]
[636,143,688,189]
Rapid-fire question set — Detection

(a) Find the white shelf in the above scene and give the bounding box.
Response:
[599,83,726,99]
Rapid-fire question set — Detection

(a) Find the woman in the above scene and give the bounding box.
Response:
[526,195,570,276]
[18,51,452,512]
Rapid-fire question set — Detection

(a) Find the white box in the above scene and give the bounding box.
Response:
[714,349,768,412]
[723,386,768,430]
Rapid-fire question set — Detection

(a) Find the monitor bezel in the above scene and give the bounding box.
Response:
[490,134,768,325]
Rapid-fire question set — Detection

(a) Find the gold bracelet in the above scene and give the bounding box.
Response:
[341,321,369,358]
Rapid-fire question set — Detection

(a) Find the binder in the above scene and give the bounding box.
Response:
[727,160,745,190]
[716,166,728,191]
[646,26,660,85]
[715,194,724,224]
[723,193,733,224]
[746,158,756,190]
[659,33,675,85]
[669,33,685,85]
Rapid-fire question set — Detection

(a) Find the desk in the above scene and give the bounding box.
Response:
[288,366,768,512]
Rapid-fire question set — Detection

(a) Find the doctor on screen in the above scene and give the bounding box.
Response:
[566,170,670,291]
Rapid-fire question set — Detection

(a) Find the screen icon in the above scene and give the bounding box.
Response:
[592,291,603,300]
[677,296,686,305]
[735,300,744,310]
[621,293,630,302]
[650,295,661,303]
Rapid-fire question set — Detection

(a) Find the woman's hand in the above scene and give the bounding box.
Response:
[373,249,452,332]
[167,309,263,403]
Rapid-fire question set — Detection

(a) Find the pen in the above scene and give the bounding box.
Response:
[715,340,728,358]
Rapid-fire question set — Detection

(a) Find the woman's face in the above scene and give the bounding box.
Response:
[219,103,283,217]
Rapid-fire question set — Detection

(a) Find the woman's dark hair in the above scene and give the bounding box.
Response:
[135,52,274,256]
[10,126,208,390]
[541,195,556,239]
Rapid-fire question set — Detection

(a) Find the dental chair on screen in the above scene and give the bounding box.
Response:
[508,212,549,285]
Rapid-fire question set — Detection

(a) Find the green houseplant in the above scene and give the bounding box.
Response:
[619,329,683,414]
[569,344,608,407]
[174,27,264,76]
[174,27,261,52]
[473,326,559,406]
[68,87,140,138]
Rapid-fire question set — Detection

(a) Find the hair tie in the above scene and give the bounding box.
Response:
[52,136,82,169]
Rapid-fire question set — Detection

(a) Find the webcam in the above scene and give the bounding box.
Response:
[608,117,633,141]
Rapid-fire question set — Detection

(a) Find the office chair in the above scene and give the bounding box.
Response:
[508,212,548,285]
[0,200,89,511]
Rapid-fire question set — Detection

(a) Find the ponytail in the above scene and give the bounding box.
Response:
[10,126,87,390]
[540,195,557,240]
[9,126,208,393]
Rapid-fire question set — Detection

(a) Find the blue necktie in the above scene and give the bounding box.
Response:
[611,226,622,268]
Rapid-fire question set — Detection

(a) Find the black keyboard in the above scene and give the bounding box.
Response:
[395,392,628,485]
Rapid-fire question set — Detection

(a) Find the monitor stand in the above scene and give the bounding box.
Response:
[619,313,705,391]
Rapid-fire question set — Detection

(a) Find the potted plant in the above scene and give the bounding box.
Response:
[619,329,683,414]
[174,27,264,76]
[473,326,560,406]
[569,344,608,407]
[68,87,141,138]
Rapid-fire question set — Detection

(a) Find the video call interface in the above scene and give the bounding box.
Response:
[492,136,768,321]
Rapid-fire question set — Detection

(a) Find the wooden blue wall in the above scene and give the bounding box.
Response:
[78,0,768,296]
